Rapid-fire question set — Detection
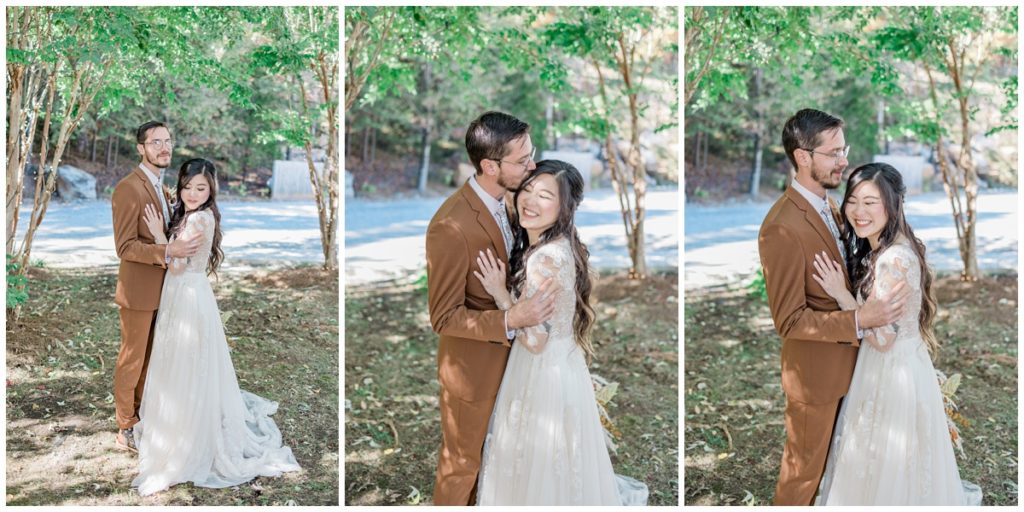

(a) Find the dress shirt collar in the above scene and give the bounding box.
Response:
[468,174,505,215]
[139,163,164,189]
[790,178,831,212]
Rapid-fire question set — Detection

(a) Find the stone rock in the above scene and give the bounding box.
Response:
[271,160,320,200]
[873,154,926,194]
[56,165,97,200]
[540,150,595,190]
[21,163,43,200]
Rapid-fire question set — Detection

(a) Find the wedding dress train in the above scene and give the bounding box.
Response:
[132,209,300,496]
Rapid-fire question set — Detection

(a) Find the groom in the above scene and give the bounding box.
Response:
[426,111,556,505]
[758,108,909,505]
[110,121,200,452]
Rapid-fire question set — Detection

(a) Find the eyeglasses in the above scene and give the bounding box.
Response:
[144,139,175,149]
[494,146,536,169]
[802,145,850,162]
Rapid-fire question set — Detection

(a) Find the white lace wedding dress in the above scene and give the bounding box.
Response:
[132,209,300,496]
[817,237,982,505]
[476,238,648,505]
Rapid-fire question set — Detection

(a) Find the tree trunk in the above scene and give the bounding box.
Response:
[344,11,395,113]
[113,136,119,167]
[344,122,351,161]
[294,13,340,272]
[417,61,434,195]
[417,126,432,194]
[6,63,29,255]
[593,57,637,276]
[749,67,763,197]
[89,127,97,162]
[621,36,647,278]
[105,134,114,168]
[369,126,377,165]
[684,7,728,106]
[693,129,702,169]
[925,64,977,281]
[750,134,763,197]
[19,58,111,273]
[954,90,979,281]
[702,129,709,172]
[362,126,370,163]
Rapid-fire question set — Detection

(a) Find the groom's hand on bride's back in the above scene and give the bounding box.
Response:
[857,280,910,329]
[506,277,557,329]
[167,235,202,258]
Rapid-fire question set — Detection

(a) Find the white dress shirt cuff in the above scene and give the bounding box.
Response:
[504,311,515,340]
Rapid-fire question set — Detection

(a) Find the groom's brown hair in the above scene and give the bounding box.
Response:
[136,121,169,144]
[782,108,844,170]
[465,111,530,174]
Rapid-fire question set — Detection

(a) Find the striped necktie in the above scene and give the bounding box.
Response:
[496,202,513,258]
[821,202,845,260]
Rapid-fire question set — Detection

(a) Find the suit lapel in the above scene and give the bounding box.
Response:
[460,182,509,264]
[785,187,849,284]
[134,168,161,210]
[134,168,170,236]
[826,195,853,288]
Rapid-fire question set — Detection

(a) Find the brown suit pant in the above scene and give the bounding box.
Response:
[773,397,843,505]
[433,388,498,505]
[113,308,157,430]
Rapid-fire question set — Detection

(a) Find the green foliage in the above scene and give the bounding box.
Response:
[867,7,1016,147]
[684,6,1017,199]
[13,7,338,184]
[6,255,29,309]
[412,270,428,295]
[746,267,767,302]
[345,7,677,191]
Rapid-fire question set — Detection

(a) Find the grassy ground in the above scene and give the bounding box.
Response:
[6,264,339,505]
[684,273,1019,505]
[344,270,679,505]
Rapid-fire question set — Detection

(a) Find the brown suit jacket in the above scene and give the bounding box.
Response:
[758,186,859,405]
[112,167,169,311]
[426,181,512,402]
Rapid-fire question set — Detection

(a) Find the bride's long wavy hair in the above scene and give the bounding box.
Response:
[168,158,224,278]
[840,162,938,356]
[509,160,596,362]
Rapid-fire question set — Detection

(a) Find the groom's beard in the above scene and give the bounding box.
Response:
[144,148,171,169]
[812,161,844,190]
[497,169,523,192]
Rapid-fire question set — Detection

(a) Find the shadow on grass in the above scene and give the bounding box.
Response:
[5,264,339,506]
[344,270,679,505]
[684,273,1019,506]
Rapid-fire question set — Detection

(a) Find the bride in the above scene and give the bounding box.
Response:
[472,160,647,505]
[132,158,300,496]
[811,163,981,505]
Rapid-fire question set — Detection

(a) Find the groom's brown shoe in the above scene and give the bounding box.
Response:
[115,428,138,454]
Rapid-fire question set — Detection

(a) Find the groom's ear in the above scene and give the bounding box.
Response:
[480,158,498,177]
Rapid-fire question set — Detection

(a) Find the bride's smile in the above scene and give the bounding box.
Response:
[517,174,560,243]
[844,181,888,248]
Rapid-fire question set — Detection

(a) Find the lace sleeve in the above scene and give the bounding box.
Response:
[516,246,566,355]
[864,247,914,352]
[169,210,213,275]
